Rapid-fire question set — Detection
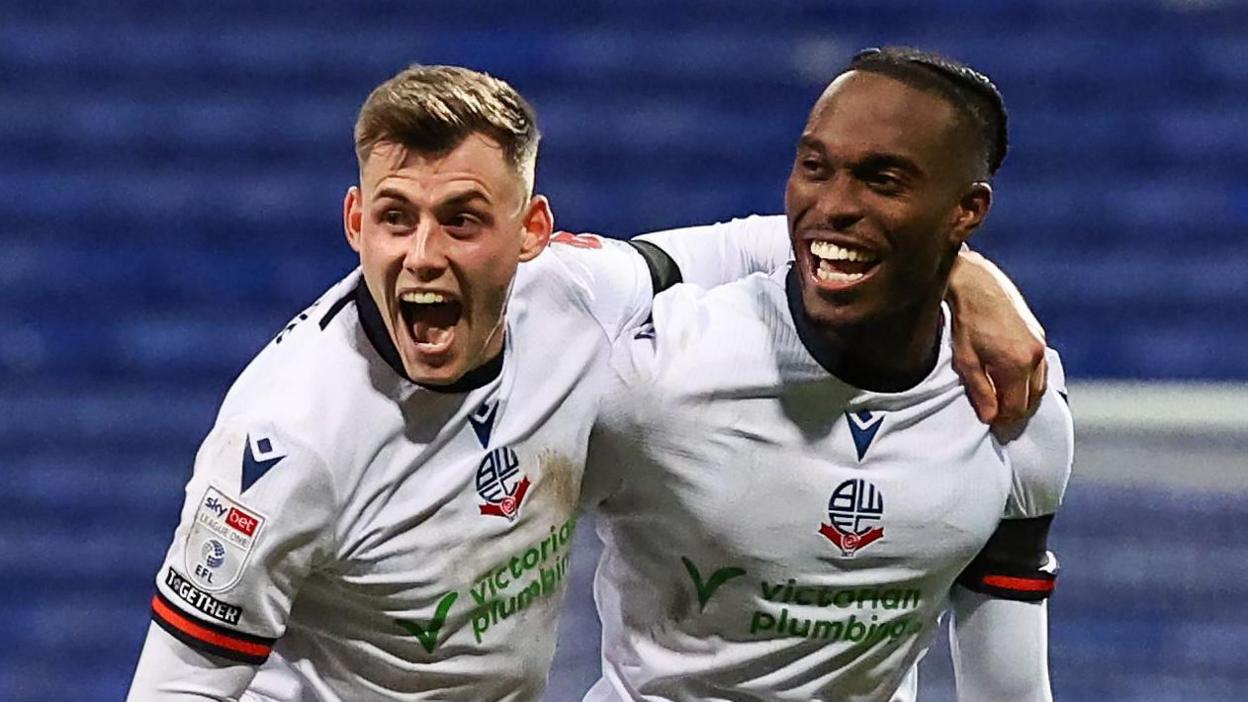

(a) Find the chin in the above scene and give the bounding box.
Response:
[402,355,466,387]
[801,289,873,329]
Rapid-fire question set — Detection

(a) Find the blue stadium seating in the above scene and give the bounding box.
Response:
[2,0,1245,699]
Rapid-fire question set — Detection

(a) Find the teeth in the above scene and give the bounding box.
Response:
[815,261,866,283]
[810,240,876,263]
[400,291,448,304]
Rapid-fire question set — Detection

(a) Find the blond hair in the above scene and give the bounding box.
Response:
[354,65,541,195]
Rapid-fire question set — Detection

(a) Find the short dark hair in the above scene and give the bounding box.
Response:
[354,64,541,195]
[848,47,1008,177]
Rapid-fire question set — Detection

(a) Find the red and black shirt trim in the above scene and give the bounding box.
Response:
[151,591,276,665]
[957,514,1059,602]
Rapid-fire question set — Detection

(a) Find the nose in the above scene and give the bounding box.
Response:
[813,172,866,231]
[403,219,449,282]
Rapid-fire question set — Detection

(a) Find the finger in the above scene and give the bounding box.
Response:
[1025,354,1048,416]
[955,344,998,424]
[991,365,1031,425]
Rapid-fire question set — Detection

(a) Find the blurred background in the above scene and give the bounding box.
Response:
[2,0,1246,700]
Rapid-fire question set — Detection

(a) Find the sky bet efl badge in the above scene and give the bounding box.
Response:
[819,478,885,557]
[476,446,530,520]
[185,486,266,592]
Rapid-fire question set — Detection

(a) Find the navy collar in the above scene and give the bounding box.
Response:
[783,265,940,393]
[354,281,503,394]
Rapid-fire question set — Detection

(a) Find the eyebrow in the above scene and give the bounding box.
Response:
[373,186,492,208]
[798,137,926,179]
[856,153,924,178]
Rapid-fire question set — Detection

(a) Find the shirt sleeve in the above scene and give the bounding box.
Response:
[956,349,1073,601]
[132,417,337,694]
[127,623,257,701]
[631,214,793,288]
[545,231,658,341]
[1001,349,1074,520]
[949,588,1053,702]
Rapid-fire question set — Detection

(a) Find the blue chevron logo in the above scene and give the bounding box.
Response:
[242,434,285,493]
[846,411,884,461]
[469,402,498,448]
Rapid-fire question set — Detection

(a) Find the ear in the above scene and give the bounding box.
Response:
[949,181,992,248]
[518,194,554,262]
[344,186,364,253]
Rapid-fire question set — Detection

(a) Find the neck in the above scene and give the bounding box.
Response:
[354,281,504,394]
[785,267,945,393]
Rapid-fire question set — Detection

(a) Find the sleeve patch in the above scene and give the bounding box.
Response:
[165,567,244,625]
[183,487,267,593]
[151,591,276,665]
[551,231,604,249]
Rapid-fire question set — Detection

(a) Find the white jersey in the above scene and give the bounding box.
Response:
[584,267,1074,701]
[130,219,794,701]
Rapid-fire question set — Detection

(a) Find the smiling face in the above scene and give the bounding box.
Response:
[785,70,992,330]
[344,135,552,386]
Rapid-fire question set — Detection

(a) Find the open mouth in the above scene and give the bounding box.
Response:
[808,240,882,290]
[398,290,463,357]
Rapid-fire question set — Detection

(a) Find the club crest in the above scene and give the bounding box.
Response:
[475,447,530,520]
[818,478,885,557]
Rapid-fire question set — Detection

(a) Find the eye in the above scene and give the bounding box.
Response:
[444,212,485,236]
[380,208,410,228]
[863,171,904,193]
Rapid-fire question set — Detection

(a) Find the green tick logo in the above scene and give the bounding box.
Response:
[681,556,746,611]
[396,591,459,654]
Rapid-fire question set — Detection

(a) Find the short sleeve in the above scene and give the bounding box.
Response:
[149,418,336,665]
[956,349,1074,601]
[545,231,657,341]
[1002,349,1074,519]
[632,214,792,288]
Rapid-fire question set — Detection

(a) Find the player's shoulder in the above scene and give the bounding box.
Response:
[616,269,788,389]
[999,348,1075,518]
[516,231,654,337]
[216,270,375,466]
[651,268,787,344]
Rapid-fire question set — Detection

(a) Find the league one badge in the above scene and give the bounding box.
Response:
[476,446,531,520]
[185,486,266,591]
[819,478,885,557]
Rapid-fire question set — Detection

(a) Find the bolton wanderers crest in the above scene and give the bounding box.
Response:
[476,447,531,520]
[819,478,885,557]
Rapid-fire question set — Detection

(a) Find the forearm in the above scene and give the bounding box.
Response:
[949,587,1052,702]
[947,249,1044,342]
[128,623,256,702]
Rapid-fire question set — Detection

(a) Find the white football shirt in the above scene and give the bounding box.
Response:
[584,266,1074,702]
[129,219,794,701]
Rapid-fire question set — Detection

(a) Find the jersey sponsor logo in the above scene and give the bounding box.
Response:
[476,447,530,520]
[185,486,267,592]
[846,410,884,461]
[395,591,459,654]
[468,401,498,448]
[164,567,244,625]
[819,479,885,557]
[551,231,603,249]
[680,556,746,612]
[241,433,285,493]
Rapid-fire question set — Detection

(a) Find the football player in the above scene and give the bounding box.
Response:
[584,47,1072,702]
[127,63,1048,700]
